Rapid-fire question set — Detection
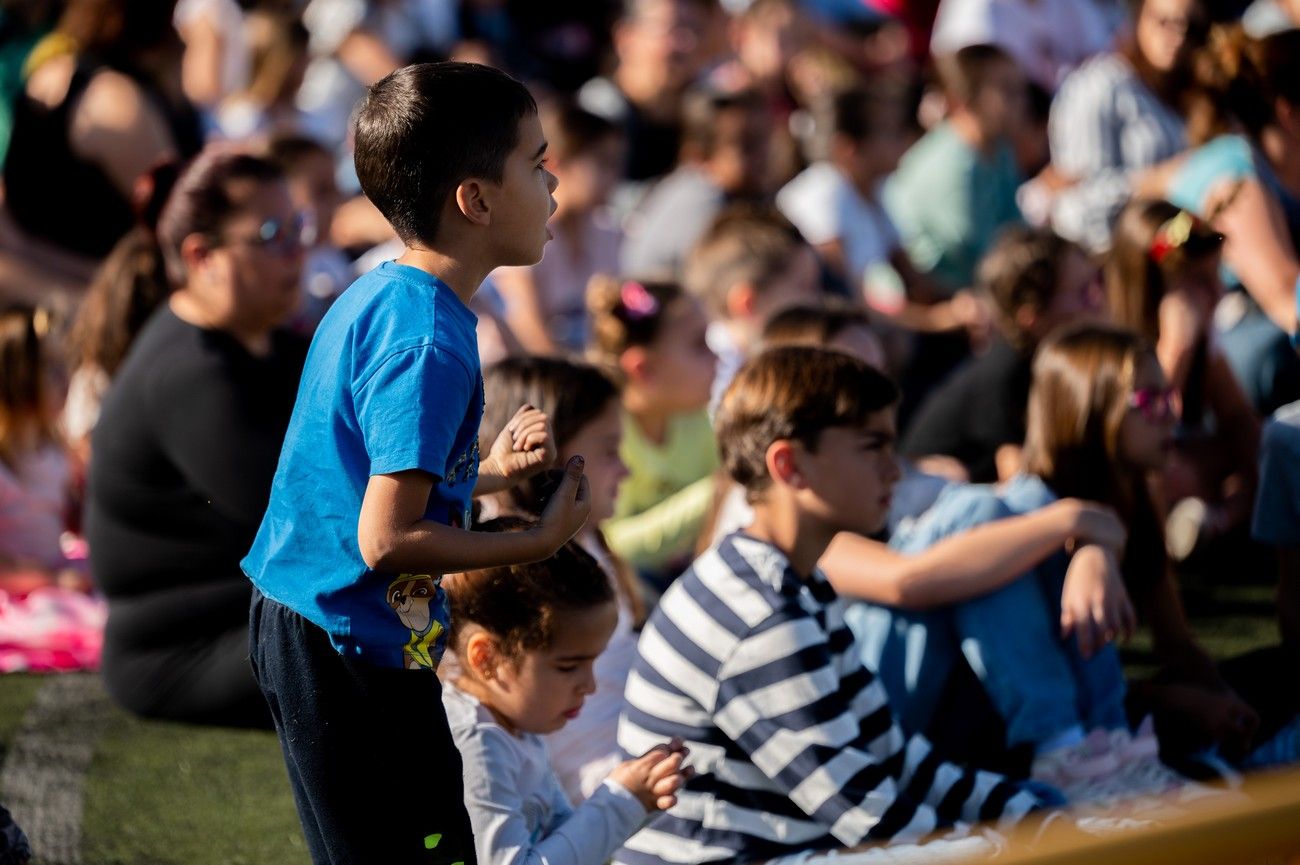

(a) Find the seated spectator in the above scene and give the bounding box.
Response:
[1043,0,1206,253]
[885,43,1028,404]
[0,303,84,595]
[444,520,689,865]
[929,0,1115,94]
[902,226,1105,483]
[173,0,248,116]
[778,83,990,415]
[578,0,715,188]
[4,0,202,262]
[616,347,1047,865]
[494,101,624,355]
[265,133,351,334]
[214,9,309,141]
[885,42,1026,297]
[477,357,648,803]
[621,87,772,280]
[1107,199,1260,560]
[587,277,718,597]
[86,147,307,728]
[865,324,1291,785]
[1159,26,1300,413]
[681,204,820,407]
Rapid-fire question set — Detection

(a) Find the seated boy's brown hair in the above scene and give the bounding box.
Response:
[716,346,898,501]
[978,225,1080,347]
[683,204,806,319]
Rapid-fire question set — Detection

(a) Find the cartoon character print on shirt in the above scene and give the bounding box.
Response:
[387,574,450,670]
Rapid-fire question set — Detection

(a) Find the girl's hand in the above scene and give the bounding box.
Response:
[485,404,556,484]
[610,737,694,812]
[1060,544,1136,659]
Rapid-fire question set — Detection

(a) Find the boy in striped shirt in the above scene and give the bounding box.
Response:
[616,347,1049,864]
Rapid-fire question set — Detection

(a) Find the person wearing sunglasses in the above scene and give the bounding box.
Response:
[1108,199,1261,568]
[85,146,307,728]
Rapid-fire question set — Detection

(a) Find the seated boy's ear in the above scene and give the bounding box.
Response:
[454,179,492,227]
[765,440,804,489]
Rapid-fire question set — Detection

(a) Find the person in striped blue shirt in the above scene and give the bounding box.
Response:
[615,346,1050,865]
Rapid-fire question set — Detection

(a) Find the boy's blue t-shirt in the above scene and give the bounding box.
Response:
[243,261,483,670]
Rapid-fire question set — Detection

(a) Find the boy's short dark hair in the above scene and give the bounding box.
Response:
[716,346,898,501]
[935,43,1014,106]
[265,132,331,176]
[683,204,806,317]
[761,299,872,347]
[680,87,765,161]
[811,82,907,159]
[978,225,1079,344]
[354,62,537,247]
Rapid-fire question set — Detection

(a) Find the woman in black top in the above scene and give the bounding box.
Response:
[87,147,307,728]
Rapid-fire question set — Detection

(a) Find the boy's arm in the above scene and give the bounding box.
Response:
[358,457,589,575]
[821,498,1125,609]
[710,617,1037,847]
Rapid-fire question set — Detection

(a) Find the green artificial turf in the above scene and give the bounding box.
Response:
[80,712,307,865]
[0,674,43,760]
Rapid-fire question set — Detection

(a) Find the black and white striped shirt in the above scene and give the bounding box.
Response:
[615,533,1039,865]
[1049,52,1188,253]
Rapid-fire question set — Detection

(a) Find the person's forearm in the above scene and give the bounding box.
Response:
[359,519,553,575]
[823,503,1078,608]
[471,456,514,497]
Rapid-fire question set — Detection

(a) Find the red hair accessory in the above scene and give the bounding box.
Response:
[1148,210,1196,264]
[620,281,659,320]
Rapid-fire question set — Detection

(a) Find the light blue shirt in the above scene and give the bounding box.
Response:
[243,261,483,669]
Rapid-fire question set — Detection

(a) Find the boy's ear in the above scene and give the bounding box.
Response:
[724,282,757,320]
[454,178,493,227]
[1013,303,1039,336]
[619,346,650,383]
[765,439,806,489]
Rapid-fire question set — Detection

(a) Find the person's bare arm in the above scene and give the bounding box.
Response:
[492,266,561,356]
[358,456,589,575]
[336,28,402,86]
[176,10,227,108]
[68,70,177,201]
[822,498,1125,609]
[1208,178,1300,336]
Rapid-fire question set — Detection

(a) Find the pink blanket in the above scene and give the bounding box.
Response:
[0,587,106,673]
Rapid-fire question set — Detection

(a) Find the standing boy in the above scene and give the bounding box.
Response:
[243,63,591,865]
[616,347,1046,864]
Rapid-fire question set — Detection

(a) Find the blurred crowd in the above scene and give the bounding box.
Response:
[1,0,1300,857]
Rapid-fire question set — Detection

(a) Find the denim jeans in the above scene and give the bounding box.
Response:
[846,476,1128,751]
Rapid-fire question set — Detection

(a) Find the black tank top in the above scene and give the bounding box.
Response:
[4,60,200,259]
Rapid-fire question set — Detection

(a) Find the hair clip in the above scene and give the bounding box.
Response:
[1148,210,1196,264]
[620,280,659,320]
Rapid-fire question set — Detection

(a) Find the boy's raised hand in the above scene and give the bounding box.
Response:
[485,405,556,484]
[538,455,591,549]
[610,737,694,812]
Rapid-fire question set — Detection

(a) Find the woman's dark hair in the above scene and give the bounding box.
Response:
[353,62,537,247]
[1106,198,1224,343]
[156,146,284,285]
[1187,25,1300,146]
[0,303,59,469]
[586,275,685,368]
[67,160,179,376]
[446,517,614,661]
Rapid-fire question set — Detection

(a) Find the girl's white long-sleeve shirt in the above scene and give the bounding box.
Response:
[443,680,647,865]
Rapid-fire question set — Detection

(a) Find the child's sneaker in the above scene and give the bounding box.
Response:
[1108,716,1160,762]
[1031,728,1121,792]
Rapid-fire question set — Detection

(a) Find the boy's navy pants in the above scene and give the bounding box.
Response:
[249,587,477,865]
